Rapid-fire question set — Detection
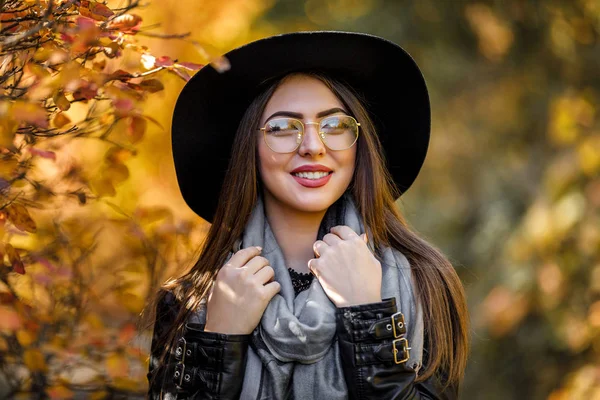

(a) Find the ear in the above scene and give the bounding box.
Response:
[361,233,368,243]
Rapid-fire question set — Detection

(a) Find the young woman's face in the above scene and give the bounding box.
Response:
[257,74,357,214]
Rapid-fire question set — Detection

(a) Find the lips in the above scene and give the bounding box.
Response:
[290,164,333,188]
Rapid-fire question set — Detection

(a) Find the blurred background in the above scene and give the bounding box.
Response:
[1,0,599,398]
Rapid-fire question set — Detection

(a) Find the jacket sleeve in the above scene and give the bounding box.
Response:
[147,291,251,399]
[336,297,458,400]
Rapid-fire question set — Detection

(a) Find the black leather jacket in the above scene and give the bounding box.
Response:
[147,291,458,399]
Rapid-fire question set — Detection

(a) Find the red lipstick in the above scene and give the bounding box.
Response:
[290,164,333,188]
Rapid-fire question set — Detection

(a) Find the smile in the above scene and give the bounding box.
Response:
[291,171,331,179]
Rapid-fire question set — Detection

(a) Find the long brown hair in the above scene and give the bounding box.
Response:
[148,70,469,391]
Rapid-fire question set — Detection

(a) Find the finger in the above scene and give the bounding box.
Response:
[263,280,281,300]
[253,264,275,284]
[330,225,360,240]
[322,233,342,246]
[308,258,320,277]
[228,246,262,268]
[313,240,328,257]
[243,256,270,275]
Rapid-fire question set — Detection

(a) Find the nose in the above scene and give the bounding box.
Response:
[298,122,326,157]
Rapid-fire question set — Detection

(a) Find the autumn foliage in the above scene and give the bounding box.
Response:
[0,0,208,396]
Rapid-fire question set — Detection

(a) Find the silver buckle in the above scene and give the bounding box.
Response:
[391,312,405,338]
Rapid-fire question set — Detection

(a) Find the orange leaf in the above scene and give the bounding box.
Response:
[118,323,137,346]
[107,13,142,33]
[0,305,22,331]
[6,203,37,233]
[52,112,71,128]
[48,386,74,400]
[79,0,114,21]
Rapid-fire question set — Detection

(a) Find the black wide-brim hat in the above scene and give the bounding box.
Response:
[172,31,430,222]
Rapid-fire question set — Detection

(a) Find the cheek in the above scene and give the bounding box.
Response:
[257,141,287,182]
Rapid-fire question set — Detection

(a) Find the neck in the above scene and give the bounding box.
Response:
[263,193,326,274]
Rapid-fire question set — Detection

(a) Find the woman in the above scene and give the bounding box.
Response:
[147,31,469,399]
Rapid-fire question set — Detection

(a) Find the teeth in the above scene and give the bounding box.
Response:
[293,171,330,179]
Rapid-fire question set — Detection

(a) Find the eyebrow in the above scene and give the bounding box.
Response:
[265,107,349,121]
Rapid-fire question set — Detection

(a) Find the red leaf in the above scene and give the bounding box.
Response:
[112,98,134,115]
[28,147,57,160]
[154,56,174,67]
[60,33,75,43]
[108,69,132,81]
[76,16,97,30]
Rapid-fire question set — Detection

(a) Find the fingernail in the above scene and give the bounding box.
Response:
[256,246,262,251]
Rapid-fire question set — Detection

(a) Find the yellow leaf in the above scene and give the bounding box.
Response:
[134,206,172,224]
[11,101,48,128]
[117,292,144,313]
[103,163,129,184]
[24,348,47,372]
[16,329,35,347]
[112,377,139,392]
[577,134,600,176]
[105,147,135,164]
[126,115,146,143]
[105,352,128,379]
[52,90,71,111]
[89,176,116,197]
[5,243,25,274]
[0,157,18,179]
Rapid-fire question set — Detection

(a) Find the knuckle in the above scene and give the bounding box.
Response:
[238,268,250,280]
[258,256,269,264]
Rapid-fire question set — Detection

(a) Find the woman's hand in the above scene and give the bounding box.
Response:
[310,226,382,308]
[204,246,281,334]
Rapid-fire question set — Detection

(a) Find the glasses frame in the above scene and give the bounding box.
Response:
[258,115,361,153]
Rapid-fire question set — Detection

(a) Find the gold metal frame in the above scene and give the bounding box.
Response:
[393,337,410,364]
[259,115,360,153]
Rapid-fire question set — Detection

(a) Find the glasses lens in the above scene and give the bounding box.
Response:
[320,116,359,150]
[264,118,303,153]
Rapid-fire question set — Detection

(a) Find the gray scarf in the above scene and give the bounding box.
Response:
[195,194,423,399]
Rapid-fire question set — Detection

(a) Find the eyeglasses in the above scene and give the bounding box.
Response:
[258,115,360,153]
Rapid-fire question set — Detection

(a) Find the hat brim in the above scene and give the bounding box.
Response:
[172,31,430,222]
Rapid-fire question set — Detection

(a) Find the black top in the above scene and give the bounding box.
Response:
[287,267,314,296]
